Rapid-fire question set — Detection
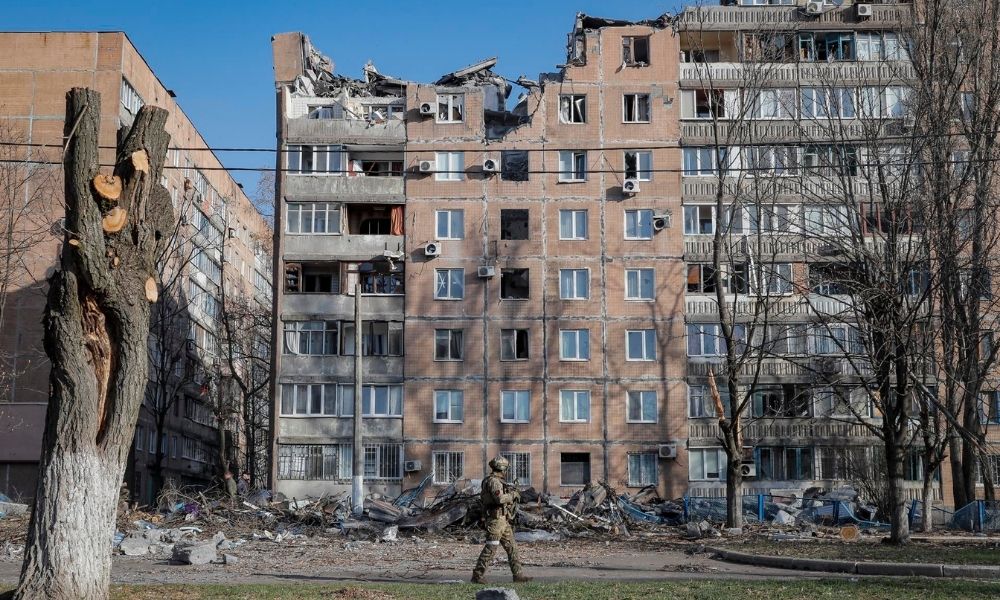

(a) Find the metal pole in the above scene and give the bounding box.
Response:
[352,283,363,516]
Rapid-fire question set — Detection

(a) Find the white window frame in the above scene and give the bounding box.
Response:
[626,329,657,361]
[559,389,591,423]
[500,329,529,361]
[559,268,590,300]
[435,151,465,181]
[433,329,464,361]
[688,384,717,418]
[625,268,655,301]
[434,268,464,300]
[683,147,724,177]
[558,150,588,182]
[280,382,339,416]
[624,150,653,181]
[286,202,341,235]
[559,329,591,361]
[559,209,588,240]
[559,94,587,123]
[627,390,658,423]
[435,209,464,240]
[436,93,464,123]
[687,324,725,357]
[624,209,654,240]
[623,93,651,123]
[432,451,464,484]
[683,205,716,235]
[433,390,464,423]
[500,390,531,423]
[627,452,658,487]
[286,145,346,175]
[689,447,726,481]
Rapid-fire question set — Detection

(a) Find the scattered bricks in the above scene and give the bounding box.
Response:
[171,540,218,565]
[476,588,520,600]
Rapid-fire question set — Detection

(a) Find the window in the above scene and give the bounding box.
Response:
[626,329,657,361]
[625,209,653,239]
[286,145,346,174]
[135,425,144,451]
[348,261,405,295]
[801,88,856,119]
[981,391,1000,424]
[623,94,651,122]
[628,453,658,487]
[435,152,465,181]
[752,385,810,418]
[804,205,851,236]
[683,89,728,119]
[280,383,339,416]
[120,78,143,114]
[627,391,657,423]
[689,448,726,481]
[687,324,734,357]
[500,268,530,299]
[624,150,652,181]
[686,264,718,294]
[683,148,723,176]
[500,451,531,486]
[751,89,796,119]
[800,32,854,62]
[434,329,464,361]
[623,36,650,65]
[885,86,911,118]
[285,263,340,294]
[501,150,529,182]
[434,390,464,423]
[757,447,814,480]
[500,209,530,240]
[558,151,587,182]
[559,209,588,240]
[559,94,586,123]
[758,263,794,295]
[501,390,530,423]
[500,329,529,361]
[436,209,464,239]
[810,263,852,295]
[856,32,909,61]
[560,390,591,422]
[625,269,655,300]
[433,452,464,484]
[344,384,404,417]
[688,385,733,418]
[436,94,464,123]
[747,146,798,177]
[559,269,589,300]
[684,206,716,234]
[434,268,464,299]
[802,145,859,177]
[283,321,338,355]
[286,202,341,234]
[560,329,590,360]
[341,321,404,356]
[277,443,402,481]
[560,453,591,485]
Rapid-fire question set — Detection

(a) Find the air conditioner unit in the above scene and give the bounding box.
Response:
[404,460,422,473]
[856,3,873,18]
[622,179,640,195]
[418,102,435,116]
[805,1,825,15]
[423,241,441,257]
[477,265,496,278]
[739,463,757,478]
[482,158,500,173]
[658,443,678,459]
[652,214,671,231]
[418,159,435,173]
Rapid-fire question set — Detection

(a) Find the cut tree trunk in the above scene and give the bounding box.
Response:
[15,89,172,600]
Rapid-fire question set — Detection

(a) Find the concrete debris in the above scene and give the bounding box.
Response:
[379,525,398,543]
[514,529,564,543]
[172,539,218,565]
[222,553,239,565]
[0,500,28,518]
[476,588,521,600]
[774,510,796,526]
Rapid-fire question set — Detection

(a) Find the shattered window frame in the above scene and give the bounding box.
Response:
[624,150,653,181]
[500,150,529,182]
[559,452,592,486]
[433,328,464,361]
[558,94,587,124]
[623,93,652,123]
[500,329,530,361]
[558,150,588,182]
[436,93,465,123]
[500,268,530,300]
[500,209,530,240]
[623,35,651,66]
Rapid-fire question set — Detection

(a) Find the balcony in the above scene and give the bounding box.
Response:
[681,176,874,201]
[677,4,912,32]
[285,116,405,146]
[281,294,403,321]
[284,174,404,204]
[284,234,404,262]
[688,420,873,443]
[679,61,915,87]
[684,295,852,320]
[680,120,870,144]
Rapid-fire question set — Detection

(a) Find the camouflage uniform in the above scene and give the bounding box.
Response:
[471,458,530,583]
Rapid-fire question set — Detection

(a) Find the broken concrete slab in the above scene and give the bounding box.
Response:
[475,588,520,600]
[119,535,152,556]
[774,510,796,526]
[171,540,218,565]
[0,501,29,517]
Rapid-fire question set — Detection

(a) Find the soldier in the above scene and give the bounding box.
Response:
[471,455,532,584]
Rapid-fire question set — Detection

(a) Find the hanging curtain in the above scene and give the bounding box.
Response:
[390,205,404,235]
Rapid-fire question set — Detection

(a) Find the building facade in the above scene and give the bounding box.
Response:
[0,32,272,503]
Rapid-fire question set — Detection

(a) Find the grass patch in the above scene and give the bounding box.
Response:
[718,539,1000,565]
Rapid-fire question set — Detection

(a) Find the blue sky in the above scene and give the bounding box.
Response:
[4,0,684,193]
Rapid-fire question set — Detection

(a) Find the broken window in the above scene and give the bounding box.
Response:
[501,150,529,182]
[360,160,403,176]
[686,264,717,294]
[434,268,464,300]
[500,329,529,361]
[558,151,587,182]
[623,93,651,122]
[756,447,814,481]
[624,150,652,181]
[560,452,591,485]
[500,209,529,240]
[307,104,343,119]
[622,36,650,65]
[752,385,811,418]
[286,145,346,175]
[436,94,464,123]
[559,94,586,123]
[689,89,726,119]
[500,268,530,299]
[285,262,340,294]
[434,329,464,361]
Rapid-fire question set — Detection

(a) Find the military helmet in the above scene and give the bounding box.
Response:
[488,455,510,472]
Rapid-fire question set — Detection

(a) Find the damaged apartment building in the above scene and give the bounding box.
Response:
[270,13,686,500]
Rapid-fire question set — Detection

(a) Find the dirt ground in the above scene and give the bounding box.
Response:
[0,532,814,585]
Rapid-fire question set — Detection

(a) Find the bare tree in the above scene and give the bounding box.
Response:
[16,89,172,600]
